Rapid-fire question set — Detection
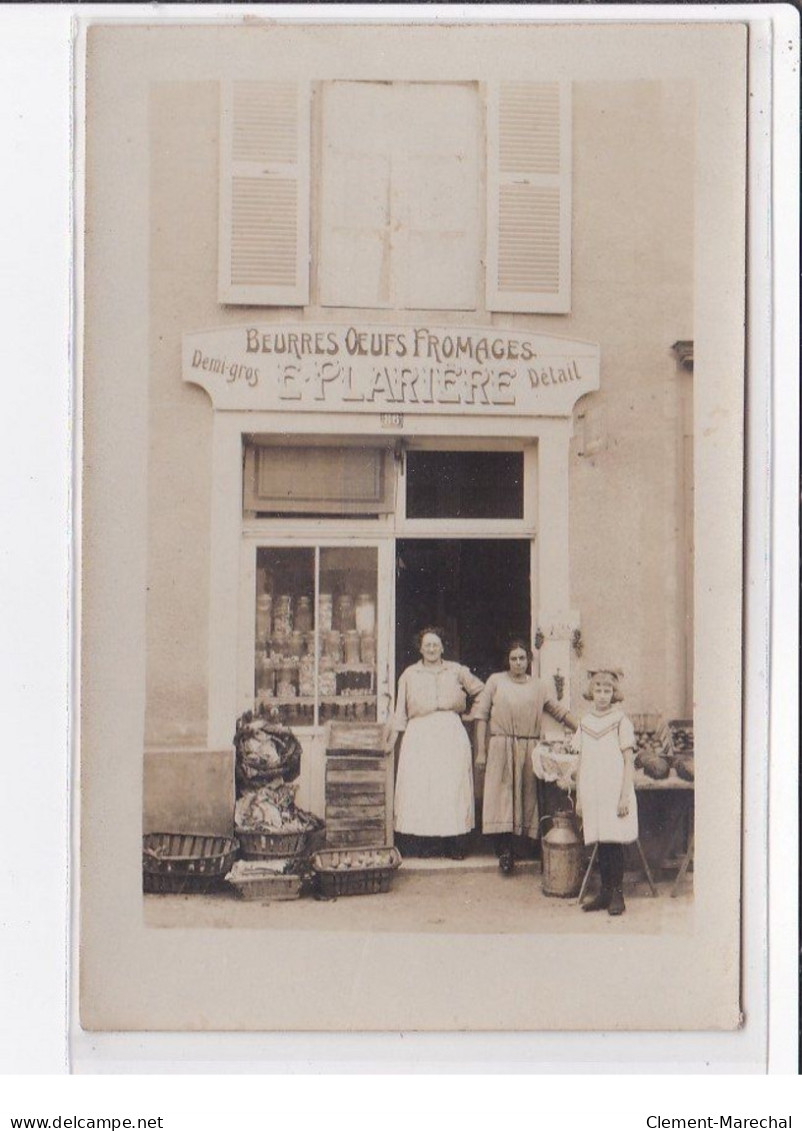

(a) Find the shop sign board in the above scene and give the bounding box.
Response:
[183,324,600,416]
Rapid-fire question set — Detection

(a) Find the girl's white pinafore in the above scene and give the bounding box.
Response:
[573,708,638,844]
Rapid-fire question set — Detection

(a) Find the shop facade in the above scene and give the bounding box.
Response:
[142,41,694,842]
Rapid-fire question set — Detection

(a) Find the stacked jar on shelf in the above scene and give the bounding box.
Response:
[253,589,378,725]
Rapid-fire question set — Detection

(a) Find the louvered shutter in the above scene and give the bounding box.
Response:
[219,80,310,305]
[486,81,571,313]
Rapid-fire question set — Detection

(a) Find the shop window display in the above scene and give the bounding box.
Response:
[254,546,378,728]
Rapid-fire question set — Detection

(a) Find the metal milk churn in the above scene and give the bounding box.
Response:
[541,811,583,897]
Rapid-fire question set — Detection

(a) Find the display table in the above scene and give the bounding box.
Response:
[634,770,694,896]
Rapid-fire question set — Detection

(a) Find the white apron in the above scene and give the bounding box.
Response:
[575,709,638,844]
[394,712,475,836]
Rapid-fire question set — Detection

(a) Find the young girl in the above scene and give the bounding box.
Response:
[573,667,637,916]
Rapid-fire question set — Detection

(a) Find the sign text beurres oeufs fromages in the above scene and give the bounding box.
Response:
[190,326,586,406]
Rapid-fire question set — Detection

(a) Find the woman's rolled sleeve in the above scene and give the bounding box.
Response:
[459,666,485,715]
[470,675,495,722]
[544,697,569,725]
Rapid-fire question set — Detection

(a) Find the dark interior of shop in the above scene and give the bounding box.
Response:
[394,538,531,683]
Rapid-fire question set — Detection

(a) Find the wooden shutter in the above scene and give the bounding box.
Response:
[397,83,480,311]
[486,81,571,313]
[243,446,394,515]
[319,82,480,311]
[319,83,394,309]
[219,80,310,306]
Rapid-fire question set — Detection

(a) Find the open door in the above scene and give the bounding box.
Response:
[395,539,531,684]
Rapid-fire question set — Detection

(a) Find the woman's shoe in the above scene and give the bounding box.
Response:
[445,837,466,860]
[582,888,611,912]
[498,852,515,875]
[607,888,626,916]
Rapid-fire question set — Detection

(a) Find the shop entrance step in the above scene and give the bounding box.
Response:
[399,855,540,877]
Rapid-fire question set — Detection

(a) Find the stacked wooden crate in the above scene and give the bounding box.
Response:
[324,722,393,848]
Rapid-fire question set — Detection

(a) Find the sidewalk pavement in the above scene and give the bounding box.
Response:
[144,854,693,935]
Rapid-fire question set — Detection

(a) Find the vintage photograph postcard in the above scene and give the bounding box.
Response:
[79,17,747,1032]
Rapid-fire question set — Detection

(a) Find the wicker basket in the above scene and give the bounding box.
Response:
[225,862,304,902]
[312,846,401,898]
[237,816,324,860]
[142,833,239,894]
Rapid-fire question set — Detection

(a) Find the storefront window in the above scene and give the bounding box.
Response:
[254,546,378,727]
[405,450,524,519]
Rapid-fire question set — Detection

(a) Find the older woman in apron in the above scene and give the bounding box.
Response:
[384,627,484,860]
[474,638,577,874]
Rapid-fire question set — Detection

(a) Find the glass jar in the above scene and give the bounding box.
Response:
[323,630,343,663]
[319,655,337,697]
[276,663,297,699]
[295,595,313,633]
[318,593,333,633]
[289,630,304,659]
[298,654,315,697]
[336,594,355,632]
[269,632,287,661]
[255,652,274,696]
[360,633,376,665]
[273,595,293,636]
[255,594,273,642]
[344,630,361,665]
[355,593,375,635]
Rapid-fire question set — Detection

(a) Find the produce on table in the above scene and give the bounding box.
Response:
[639,751,671,780]
[668,721,694,754]
[674,755,695,782]
[633,726,669,769]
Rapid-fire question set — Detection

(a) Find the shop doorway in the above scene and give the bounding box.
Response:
[394,539,531,685]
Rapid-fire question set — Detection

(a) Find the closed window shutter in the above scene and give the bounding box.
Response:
[319,82,480,311]
[486,81,571,313]
[219,80,310,305]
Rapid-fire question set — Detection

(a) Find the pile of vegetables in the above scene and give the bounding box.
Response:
[632,721,672,780]
[233,708,301,791]
[233,707,321,837]
[674,755,694,782]
[226,858,298,881]
[668,721,694,754]
[235,781,319,834]
[318,848,396,872]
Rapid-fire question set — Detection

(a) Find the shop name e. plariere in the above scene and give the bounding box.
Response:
[183,324,600,415]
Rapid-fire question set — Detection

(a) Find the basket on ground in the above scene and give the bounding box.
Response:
[142,833,239,894]
[224,860,304,902]
[312,846,401,897]
[237,816,325,860]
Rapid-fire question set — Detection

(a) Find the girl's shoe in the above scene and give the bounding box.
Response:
[498,852,515,875]
[582,888,611,912]
[607,888,626,916]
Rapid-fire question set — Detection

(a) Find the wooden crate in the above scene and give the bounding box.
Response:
[326,721,386,754]
[325,724,393,848]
